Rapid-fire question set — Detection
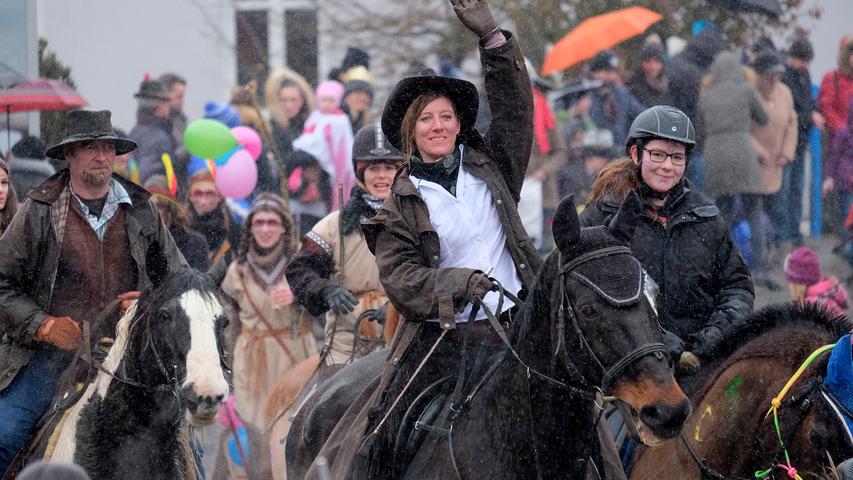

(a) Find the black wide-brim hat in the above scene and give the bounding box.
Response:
[381,69,479,151]
[46,110,137,159]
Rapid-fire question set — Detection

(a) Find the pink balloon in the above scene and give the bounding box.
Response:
[215,149,257,199]
[231,126,263,160]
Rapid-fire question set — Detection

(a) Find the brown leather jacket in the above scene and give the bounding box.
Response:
[0,171,186,392]
[312,33,539,479]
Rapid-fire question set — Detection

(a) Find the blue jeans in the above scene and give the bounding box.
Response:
[0,347,68,473]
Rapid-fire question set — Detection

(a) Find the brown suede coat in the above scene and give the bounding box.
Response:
[308,33,541,479]
[0,171,185,392]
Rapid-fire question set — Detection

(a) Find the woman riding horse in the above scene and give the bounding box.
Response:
[580,105,754,373]
[324,0,544,477]
[287,122,403,368]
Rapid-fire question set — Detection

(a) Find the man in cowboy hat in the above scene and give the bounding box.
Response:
[129,77,176,185]
[0,109,186,473]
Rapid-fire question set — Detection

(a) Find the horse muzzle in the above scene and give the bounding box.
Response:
[612,375,691,446]
[182,383,227,426]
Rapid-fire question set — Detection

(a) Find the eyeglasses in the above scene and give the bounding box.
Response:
[252,218,283,229]
[643,148,687,166]
[190,190,219,200]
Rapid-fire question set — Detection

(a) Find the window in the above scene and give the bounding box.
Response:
[236,9,269,99]
[285,9,317,86]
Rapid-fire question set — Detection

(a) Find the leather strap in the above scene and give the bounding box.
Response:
[238,270,297,365]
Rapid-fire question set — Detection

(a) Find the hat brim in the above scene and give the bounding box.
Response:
[46,136,138,160]
[381,75,479,151]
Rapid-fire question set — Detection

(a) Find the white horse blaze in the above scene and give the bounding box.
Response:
[181,290,229,400]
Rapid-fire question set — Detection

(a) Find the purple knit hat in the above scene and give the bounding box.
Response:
[784,247,821,286]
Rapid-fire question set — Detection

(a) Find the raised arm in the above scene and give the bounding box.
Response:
[451,0,533,201]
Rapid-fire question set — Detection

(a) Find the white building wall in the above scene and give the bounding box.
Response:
[38,0,236,131]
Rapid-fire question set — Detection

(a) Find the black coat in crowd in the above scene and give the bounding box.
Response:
[580,179,754,360]
[668,29,724,123]
[782,64,817,153]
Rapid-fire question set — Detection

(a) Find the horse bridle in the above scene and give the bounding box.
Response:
[679,378,821,480]
[554,245,667,392]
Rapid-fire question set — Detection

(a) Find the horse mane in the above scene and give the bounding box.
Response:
[709,302,852,362]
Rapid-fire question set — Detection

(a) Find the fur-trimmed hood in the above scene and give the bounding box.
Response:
[264,67,316,129]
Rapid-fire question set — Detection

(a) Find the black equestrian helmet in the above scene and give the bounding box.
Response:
[625,105,696,155]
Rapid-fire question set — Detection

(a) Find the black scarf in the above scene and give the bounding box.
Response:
[340,187,383,235]
[192,206,230,250]
[409,146,461,196]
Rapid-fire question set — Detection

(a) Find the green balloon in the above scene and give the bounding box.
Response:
[184,119,238,159]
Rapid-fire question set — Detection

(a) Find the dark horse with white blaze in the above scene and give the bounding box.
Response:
[40,267,230,480]
[288,193,691,479]
[630,302,853,480]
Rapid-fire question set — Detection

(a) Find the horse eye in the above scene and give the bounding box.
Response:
[580,305,597,317]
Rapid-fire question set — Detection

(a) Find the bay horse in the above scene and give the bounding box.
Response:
[630,302,853,480]
[42,267,230,480]
[290,193,691,479]
[265,296,401,480]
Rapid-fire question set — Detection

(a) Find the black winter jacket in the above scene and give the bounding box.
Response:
[580,181,754,359]
[782,65,817,153]
[668,29,724,123]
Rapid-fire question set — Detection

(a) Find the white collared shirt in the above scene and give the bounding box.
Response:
[410,147,522,323]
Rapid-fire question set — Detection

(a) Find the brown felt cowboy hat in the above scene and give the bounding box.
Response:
[45,110,137,159]
[380,68,479,151]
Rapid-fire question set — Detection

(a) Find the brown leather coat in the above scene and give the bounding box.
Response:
[0,171,185,392]
[313,33,540,479]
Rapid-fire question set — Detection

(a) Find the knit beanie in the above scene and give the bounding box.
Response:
[784,247,821,286]
[203,102,241,128]
[315,80,345,105]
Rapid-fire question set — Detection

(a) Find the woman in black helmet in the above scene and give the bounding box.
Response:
[580,105,754,372]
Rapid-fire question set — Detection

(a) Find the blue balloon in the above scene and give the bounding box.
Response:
[214,145,242,167]
[188,156,210,177]
[227,426,250,468]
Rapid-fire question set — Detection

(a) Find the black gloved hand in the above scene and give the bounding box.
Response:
[450,0,499,40]
[323,286,359,316]
[661,328,685,364]
[689,324,725,360]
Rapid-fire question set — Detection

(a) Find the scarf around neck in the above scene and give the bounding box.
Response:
[340,187,384,235]
[247,239,288,287]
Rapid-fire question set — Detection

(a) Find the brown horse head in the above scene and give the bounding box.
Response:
[552,193,690,445]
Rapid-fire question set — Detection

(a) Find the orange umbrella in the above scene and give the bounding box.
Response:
[541,6,663,76]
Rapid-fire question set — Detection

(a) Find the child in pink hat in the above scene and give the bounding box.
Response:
[784,246,849,316]
[303,80,354,209]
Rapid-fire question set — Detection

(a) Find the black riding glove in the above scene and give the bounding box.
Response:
[322,286,358,316]
[689,324,725,360]
[661,328,685,364]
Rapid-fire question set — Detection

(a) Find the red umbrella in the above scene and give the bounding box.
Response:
[0,78,88,149]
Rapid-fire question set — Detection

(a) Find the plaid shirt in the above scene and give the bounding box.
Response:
[70,179,132,240]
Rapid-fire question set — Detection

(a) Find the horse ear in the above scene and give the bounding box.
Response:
[553,195,581,256]
[608,191,641,245]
